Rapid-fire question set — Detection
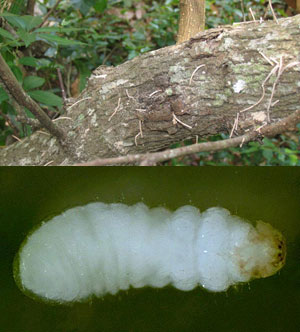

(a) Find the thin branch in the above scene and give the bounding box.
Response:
[108,97,121,121]
[249,8,256,22]
[37,0,63,28]
[139,120,143,138]
[0,54,66,142]
[268,0,279,24]
[149,90,162,97]
[240,0,245,22]
[75,110,300,166]
[134,132,141,146]
[67,97,91,111]
[172,112,192,129]
[57,68,67,104]
[266,55,283,122]
[126,89,136,100]
[240,61,279,113]
[11,135,21,142]
[189,64,205,85]
[229,112,239,138]
[15,116,41,129]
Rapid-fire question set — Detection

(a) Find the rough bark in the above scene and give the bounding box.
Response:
[1,15,300,165]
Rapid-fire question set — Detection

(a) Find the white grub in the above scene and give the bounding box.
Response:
[17,203,285,303]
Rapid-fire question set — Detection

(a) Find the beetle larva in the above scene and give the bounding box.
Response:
[15,203,286,303]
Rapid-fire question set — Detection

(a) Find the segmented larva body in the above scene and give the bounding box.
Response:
[16,203,286,303]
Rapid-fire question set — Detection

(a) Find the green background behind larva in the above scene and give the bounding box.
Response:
[0,168,299,332]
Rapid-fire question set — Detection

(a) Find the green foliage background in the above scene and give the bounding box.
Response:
[0,0,299,165]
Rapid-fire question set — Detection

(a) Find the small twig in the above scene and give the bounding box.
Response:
[189,65,205,85]
[266,55,283,122]
[52,116,73,122]
[172,112,192,129]
[149,90,162,97]
[66,64,72,98]
[256,122,267,132]
[258,51,274,66]
[108,97,121,121]
[36,130,51,136]
[240,0,245,22]
[44,160,54,166]
[240,137,245,148]
[37,0,63,28]
[67,97,91,111]
[266,59,300,123]
[102,45,118,65]
[57,68,67,104]
[134,132,141,146]
[240,62,279,113]
[126,89,136,100]
[268,0,278,24]
[75,110,300,166]
[230,112,239,138]
[139,120,143,138]
[249,8,256,22]
[134,120,143,146]
[11,135,22,142]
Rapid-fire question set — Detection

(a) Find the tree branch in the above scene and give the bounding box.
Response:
[1,14,300,165]
[75,110,300,166]
[0,54,66,142]
[26,0,36,15]
[177,0,205,44]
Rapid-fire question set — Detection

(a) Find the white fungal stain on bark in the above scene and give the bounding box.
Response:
[15,203,286,303]
[233,79,246,93]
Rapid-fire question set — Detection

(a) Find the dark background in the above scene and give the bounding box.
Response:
[1,167,300,332]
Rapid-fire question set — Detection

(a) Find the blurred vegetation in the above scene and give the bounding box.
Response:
[0,0,299,165]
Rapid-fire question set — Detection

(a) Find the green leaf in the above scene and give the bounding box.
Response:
[20,15,43,31]
[23,76,45,91]
[11,65,23,82]
[289,154,299,166]
[262,149,273,161]
[35,27,84,33]
[0,87,9,103]
[94,0,108,13]
[19,56,38,67]
[17,29,36,47]
[27,90,62,107]
[37,33,85,46]
[70,0,95,15]
[0,39,22,48]
[0,13,42,31]
[0,13,25,30]
[0,27,15,40]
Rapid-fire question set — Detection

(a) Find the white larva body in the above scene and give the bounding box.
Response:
[17,203,285,303]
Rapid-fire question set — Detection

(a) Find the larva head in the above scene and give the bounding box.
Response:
[235,221,286,280]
